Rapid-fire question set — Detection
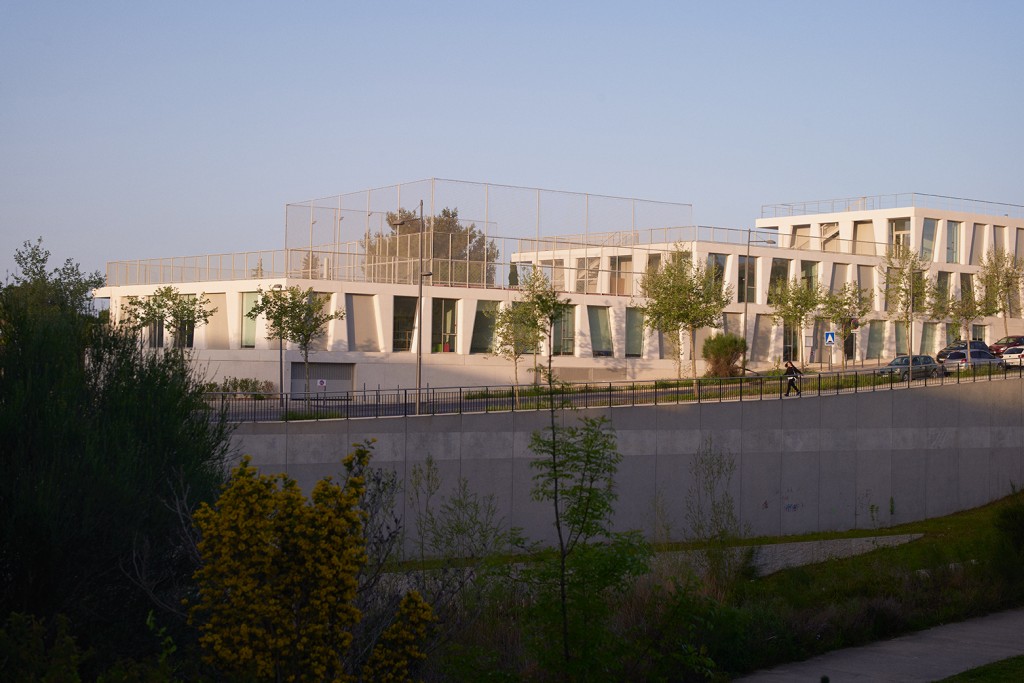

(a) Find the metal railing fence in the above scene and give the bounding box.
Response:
[207,363,1024,423]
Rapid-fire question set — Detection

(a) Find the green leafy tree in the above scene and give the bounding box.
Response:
[526,416,651,680]
[364,206,500,286]
[978,249,1024,338]
[246,285,345,398]
[819,283,874,368]
[120,285,217,348]
[493,269,571,400]
[878,248,929,355]
[0,239,230,670]
[769,277,822,364]
[638,246,733,379]
[928,273,996,362]
[701,333,747,377]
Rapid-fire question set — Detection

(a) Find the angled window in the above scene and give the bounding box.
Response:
[392,296,417,352]
[946,221,961,263]
[551,305,576,356]
[574,257,599,293]
[625,307,644,358]
[737,256,756,303]
[470,301,499,354]
[768,258,791,304]
[921,218,937,260]
[241,291,258,348]
[706,253,727,288]
[431,298,457,353]
[588,305,613,357]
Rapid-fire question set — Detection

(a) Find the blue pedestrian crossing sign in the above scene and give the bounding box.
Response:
[824,331,836,346]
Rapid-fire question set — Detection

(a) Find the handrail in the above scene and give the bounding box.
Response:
[206,364,1024,423]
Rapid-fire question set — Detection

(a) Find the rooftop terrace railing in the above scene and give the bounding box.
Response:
[761,193,1024,220]
[207,363,1024,423]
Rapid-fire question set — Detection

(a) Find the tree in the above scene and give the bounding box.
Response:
[0,239,230,671]
[526,416,651,680]
[878,248,929,356]
[701,333,747,377]
[819,283,874,368]
[189,445,435,681]
[928,272,996,363]
[246,285,345,398]
[363,206,500,286]
[769,277,821,365]
[638,246,733,379]
[120,285,217,348]
[493,269,571,399]
[978,249,1024,338]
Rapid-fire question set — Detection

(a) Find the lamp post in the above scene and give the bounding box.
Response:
[272,283,284,408]
[393,200,432,413]
[741,229,776,374]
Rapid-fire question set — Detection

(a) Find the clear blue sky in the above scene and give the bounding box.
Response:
[2,0,1022,279]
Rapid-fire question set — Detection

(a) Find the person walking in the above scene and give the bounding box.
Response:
[784,360,802,396]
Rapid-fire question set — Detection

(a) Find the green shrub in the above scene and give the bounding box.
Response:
[702,333,747,378]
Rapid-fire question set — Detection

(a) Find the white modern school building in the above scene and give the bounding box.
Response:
[94,180,1024,393]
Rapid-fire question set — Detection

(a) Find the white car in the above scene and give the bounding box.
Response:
[999,346,1024,366]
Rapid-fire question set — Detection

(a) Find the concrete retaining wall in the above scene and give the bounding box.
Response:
[232,378,1024,546]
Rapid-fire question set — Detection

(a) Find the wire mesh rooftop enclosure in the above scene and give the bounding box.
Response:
[105,179,694,286]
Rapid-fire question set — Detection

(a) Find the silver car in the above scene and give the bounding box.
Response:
[876,355,941,380]
[941,349,1005,373]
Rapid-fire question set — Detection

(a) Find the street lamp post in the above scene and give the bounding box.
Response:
[394,200,432,413]
[272,283,284,408]
[741,229,776,374]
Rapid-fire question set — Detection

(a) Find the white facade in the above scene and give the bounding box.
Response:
[94,187,1024,392]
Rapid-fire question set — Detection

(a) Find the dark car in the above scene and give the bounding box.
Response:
[990,335,1024,356]
[936,340,990,362]
[876,355,941,380]
[942,349,1005,373]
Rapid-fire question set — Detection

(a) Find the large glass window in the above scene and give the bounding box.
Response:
[960,273,974,298]
[946,221,961,263]
[646,252,661,273]
[241,292,258,348]
[821,222,840,252]
[588,306,613,357]
[551,305,576,356]
[148,319,164,349]
[921,322,938,355]
[574,257,599,293]
[392,296,417,352]
[176,293,196,348]
[936,271,951,308]
[782,321,798,362]
[889,218,910,254]
[470,300,499,354]
[610,256,633,295]
[625,308,644,358]
[768,258,791,304]
[431,298,457,353]
[791,225,811,249]
[539,259,566,291]
[867,320,885,360]
[921,218,937,260]
[737,256,756,303]
[972,325,987,343]
[895,322,908,355]
[800,261,818,290]
[707,253,727,288]
[970,223,986,266]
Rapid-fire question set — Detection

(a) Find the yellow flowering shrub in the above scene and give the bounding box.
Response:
[188,443,373,682]
[360,591,437,683]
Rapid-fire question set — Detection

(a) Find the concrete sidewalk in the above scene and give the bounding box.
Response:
[733,607,1024,682]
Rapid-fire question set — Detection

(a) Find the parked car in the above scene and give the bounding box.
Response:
[876,355,941,380]
[990,335,1024,356]
[941,349,1006,373]
[936,340,990,362]
[999,346,1024,366]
